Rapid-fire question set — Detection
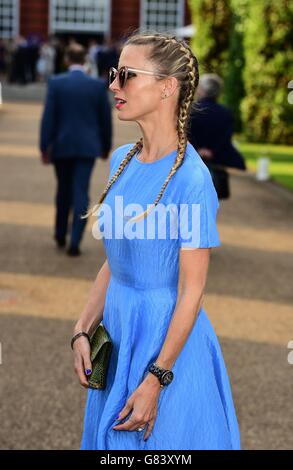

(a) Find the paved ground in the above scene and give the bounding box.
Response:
[0,91,293,450]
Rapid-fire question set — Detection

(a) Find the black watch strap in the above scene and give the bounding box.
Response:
[149,362,170,387]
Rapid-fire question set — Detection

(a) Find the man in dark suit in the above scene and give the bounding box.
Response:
[96,38,119,81]
[188,73,246,171]
[40,43,112,256]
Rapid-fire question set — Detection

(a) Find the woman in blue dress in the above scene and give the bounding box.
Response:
[72,32,241,450]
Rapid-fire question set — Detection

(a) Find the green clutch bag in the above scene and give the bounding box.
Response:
[88,323,113,390]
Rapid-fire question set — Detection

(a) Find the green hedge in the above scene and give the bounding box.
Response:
[224,0,248,132]
[188,0,293,144]
[189,0,245,131]
[241,0,293,144]
[189,0,231,76]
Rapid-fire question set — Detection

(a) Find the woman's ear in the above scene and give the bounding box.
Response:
[162,76,179,99]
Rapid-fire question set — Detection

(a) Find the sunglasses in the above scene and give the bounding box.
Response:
[109,66,168,89]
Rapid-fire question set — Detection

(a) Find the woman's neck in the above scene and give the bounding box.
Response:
[138,130,179,163]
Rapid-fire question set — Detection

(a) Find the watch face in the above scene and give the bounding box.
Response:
[161,371,174,386]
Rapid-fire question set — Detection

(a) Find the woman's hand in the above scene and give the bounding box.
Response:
[73,335,92,388]
[113,374,162,441]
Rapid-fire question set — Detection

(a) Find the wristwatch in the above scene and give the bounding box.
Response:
[148,362,174,387]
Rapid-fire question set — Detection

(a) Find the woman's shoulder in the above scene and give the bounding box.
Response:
[109,143,134,173]
[110,143,134,161]
[175,142,212,193]
[168,141,219,209]
[109,141,212,195]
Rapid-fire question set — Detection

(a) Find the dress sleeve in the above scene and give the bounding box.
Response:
[178,166,221,249]
[109,147,120,177]
[109,144,133,179]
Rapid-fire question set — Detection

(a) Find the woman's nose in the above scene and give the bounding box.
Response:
[109,75,120,92]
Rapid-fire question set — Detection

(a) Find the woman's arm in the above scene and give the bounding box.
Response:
[113,248,211,438]
[145,247,211,385]
[72,259,111,388]
[73,259,111,336]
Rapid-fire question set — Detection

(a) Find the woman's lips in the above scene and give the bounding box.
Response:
[115,97,127,110]
[115,102,126,110]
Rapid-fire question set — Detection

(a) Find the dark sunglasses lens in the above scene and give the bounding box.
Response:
[119,68,126,88]
[109,69,116,85]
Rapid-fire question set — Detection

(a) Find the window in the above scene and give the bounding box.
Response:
[0,0,18,39]
[140,0,184,33]
[50,0,110,33]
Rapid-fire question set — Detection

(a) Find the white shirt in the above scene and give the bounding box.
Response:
[69,64,86,73]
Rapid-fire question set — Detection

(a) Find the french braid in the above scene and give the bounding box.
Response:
[81,32,199,222]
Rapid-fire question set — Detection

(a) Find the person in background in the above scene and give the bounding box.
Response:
[9,36,28,84]
[86,39,99,78]
[26,34,40,82]
[0,39,7,78]
[36,40,55,82]
[96,38,120,82]
[188,73,246,171]
[52,37,66,74]
[40,43,112,256]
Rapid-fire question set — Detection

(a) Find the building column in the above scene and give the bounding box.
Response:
[19,0,49,39]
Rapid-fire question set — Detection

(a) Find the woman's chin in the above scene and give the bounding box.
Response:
[117,113,134,122]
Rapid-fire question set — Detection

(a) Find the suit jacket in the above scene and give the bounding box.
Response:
[187,98,246,170]
[96,47,119,78]
[40,69,112,160]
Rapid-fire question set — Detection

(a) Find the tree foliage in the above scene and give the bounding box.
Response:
[188,0,293,143]
[241,0,293,143]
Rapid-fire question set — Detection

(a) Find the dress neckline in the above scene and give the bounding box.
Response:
[131,142,192,165]
[134,147,178,165]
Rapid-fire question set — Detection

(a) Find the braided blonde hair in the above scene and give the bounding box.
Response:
[81,32,199,223]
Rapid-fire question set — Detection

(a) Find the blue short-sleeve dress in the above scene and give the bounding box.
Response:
[80,142,241,450]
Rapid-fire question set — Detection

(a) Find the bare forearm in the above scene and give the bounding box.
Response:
[73,260,111,336]
[154,289,204,370]
[144,250,210,389]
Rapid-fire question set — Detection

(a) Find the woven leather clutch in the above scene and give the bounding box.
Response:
[88,323,112,390]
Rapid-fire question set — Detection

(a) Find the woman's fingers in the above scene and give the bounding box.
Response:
[74,355,89,388]
[83,355,92,377]
[125,415,145,432]
[73,337,92,388]
[113,395,158,434]
[144,417,156,440]
[113,415,145,432]
[116,399,133,423]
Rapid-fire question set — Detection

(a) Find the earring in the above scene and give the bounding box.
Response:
[162,94,167,99]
